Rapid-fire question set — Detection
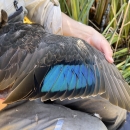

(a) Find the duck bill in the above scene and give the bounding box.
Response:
[0,99,7,110]
[0,87,12,110]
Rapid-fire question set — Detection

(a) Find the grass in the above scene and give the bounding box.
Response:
[60,0,130,84]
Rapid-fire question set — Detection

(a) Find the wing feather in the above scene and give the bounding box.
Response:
[1,23,130,111]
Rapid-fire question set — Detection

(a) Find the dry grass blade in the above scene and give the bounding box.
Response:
[115,1,130,52]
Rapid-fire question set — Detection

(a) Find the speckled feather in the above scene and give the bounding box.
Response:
[0,22,130,111]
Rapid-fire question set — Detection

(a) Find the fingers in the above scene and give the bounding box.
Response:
[101,38,114,63]
[93,32,114,63]
[103,47,114,63]
[87,32,114,63]
[71,23,114,63]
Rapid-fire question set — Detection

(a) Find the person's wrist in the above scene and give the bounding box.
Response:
[74,23,95,45]
[61,12,96,45]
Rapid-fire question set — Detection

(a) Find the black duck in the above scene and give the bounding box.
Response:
[0,15,130,111]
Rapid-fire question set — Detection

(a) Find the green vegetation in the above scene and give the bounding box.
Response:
[59,0,130,84]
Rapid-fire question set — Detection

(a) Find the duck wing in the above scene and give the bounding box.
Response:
[0,23,130,111]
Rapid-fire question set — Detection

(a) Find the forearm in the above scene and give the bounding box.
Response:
[62,13,95,43]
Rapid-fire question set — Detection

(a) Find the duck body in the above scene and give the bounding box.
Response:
[0,22,130,111]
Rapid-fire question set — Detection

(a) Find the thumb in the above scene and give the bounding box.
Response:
[105,54,114,63]
[103,46,114,63]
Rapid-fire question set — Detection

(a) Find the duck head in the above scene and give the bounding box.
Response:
[0,9,8,28]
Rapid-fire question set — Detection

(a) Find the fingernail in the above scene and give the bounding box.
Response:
[110,57,114,63]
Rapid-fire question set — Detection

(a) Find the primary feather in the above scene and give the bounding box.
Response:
[0,22,130,111]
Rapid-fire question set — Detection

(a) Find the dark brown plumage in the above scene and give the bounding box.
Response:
[0,22,130,111]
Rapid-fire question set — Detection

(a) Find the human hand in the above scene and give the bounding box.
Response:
[85,28,114,63]
[62,13,113,63]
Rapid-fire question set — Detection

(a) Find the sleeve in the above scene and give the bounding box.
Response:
[24,0,63,35]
